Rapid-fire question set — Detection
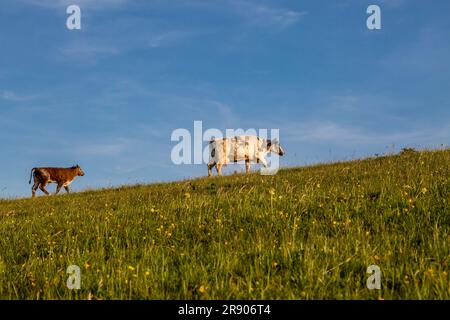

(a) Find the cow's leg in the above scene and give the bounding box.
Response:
[245,160,251,174]
[208,163,215,177]
[38,171,51,196]
[64,186,70,194]
[258,157,268,168]
[39,182,50,196]
[216,163,223,176]
[55,183,63,195]
[31,175,40,197]
[32,182,39,198]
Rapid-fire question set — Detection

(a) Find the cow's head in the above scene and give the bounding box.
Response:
[74,164,85,176]
[267,139,285,156]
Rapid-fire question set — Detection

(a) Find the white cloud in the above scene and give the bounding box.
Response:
[163,0,308,30]
[147,29,210,48]
[248,6,307,29]
[0,90,39,102]
[378,0,406,8]
[229,1,308,29]
[74,138,130,157]
[381,27,450,73]
[283,120,450,147]
[57,27,211,62]
[15,0,129,10]
[59,41,120,59]
[327,95,361,112]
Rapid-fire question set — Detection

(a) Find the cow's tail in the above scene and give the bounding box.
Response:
[29,168,36,184]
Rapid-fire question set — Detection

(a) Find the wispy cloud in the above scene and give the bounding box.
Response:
[242,4,308,29]
[0,90,40,102]
[211,0,308,30]
[50,1,306,62]
[59,41,120,60]
[58,27,211,62]
[166,0,308,30]
[327,94,361,112]
[378,0,407,8]
[16,0,308,31]
[283,120,450,147]
[381,26,450,73]
[15,0,129,10]
[147,30,208,48]
[336,0,406,9]
[74,140,129,157]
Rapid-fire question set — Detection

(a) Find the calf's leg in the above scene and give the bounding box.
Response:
[55,184,63,195]
[39,182,50,196]
[245,160,251,174]
[32,182,39,198]
[64,186,70,194]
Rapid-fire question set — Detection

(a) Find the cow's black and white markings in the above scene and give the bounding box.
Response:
[207,136,284,176]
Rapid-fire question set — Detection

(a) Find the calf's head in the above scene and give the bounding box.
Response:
[73,164,85,176]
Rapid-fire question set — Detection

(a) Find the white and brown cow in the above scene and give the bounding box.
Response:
[207,135,284,176]
[29,165,85,197]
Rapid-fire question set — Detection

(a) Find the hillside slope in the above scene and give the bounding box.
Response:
[0,149,449,299]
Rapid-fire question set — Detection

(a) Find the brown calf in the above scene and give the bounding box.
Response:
[29,165,85,197]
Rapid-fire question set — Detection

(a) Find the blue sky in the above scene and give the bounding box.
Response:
[0,0,449,197]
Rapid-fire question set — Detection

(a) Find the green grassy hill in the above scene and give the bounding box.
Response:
[0,149,449,299]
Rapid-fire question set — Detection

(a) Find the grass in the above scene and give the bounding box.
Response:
[0,149,449,300]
